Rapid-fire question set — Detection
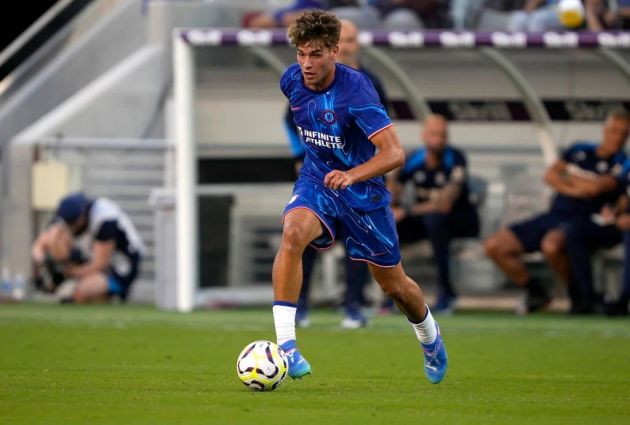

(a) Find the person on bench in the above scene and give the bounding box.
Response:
[389,114,480,314]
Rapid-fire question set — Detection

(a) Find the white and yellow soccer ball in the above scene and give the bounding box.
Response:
[236,340,288,391]
[558,0,585,28]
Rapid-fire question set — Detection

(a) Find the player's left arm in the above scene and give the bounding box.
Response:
[324,126,404,190]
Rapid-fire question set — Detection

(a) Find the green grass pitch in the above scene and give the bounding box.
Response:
[1,303,629,425]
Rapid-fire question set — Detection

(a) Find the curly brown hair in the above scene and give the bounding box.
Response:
[287,10,341,50]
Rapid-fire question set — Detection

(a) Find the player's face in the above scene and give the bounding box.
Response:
[297,41,338,91]
[602,116,630,153]
[337,22,360,67]
[422,116,449,154]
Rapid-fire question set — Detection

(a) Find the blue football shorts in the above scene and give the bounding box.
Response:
[283,178,401,267]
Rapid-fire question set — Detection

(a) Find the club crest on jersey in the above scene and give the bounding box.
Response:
[319,109,337,125]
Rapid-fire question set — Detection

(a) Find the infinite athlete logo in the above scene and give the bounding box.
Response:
[296,125,344,149]
[319,109,337,125]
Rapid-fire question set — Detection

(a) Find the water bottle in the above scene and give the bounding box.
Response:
[1,267,12,299]
[12,273,26,301]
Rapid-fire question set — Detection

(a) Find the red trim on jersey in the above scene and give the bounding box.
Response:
[368,123,394,140]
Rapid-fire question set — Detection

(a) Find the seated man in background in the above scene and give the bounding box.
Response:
[485,109,629,314]
[390,114,480,314]
[32,193,145,303]
[605,161,630,315]
[563,152,630,314]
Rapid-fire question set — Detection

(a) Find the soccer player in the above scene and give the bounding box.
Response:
[484,109,628,314]
[273,10,447,384]
[390,114,480,315]
[32,192,145,303]
[284,19,389,329]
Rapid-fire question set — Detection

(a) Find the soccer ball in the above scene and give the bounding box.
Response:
[558,0,585,28]
[236,340,288,391]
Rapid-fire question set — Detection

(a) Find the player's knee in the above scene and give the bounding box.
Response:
[484,235,502,259]
[540,239,552,257]
[541,238,563,258]
[280,224,311,255]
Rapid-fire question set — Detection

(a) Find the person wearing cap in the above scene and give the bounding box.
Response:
[31,193,145,303]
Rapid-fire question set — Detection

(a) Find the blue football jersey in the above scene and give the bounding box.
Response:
[551,142,626,214]
[280,62,393,211]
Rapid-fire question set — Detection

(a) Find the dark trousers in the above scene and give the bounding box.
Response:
[565,218,622,305]
[297,245,369,315]
[396,208,479,298]
[623,231,630,298]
